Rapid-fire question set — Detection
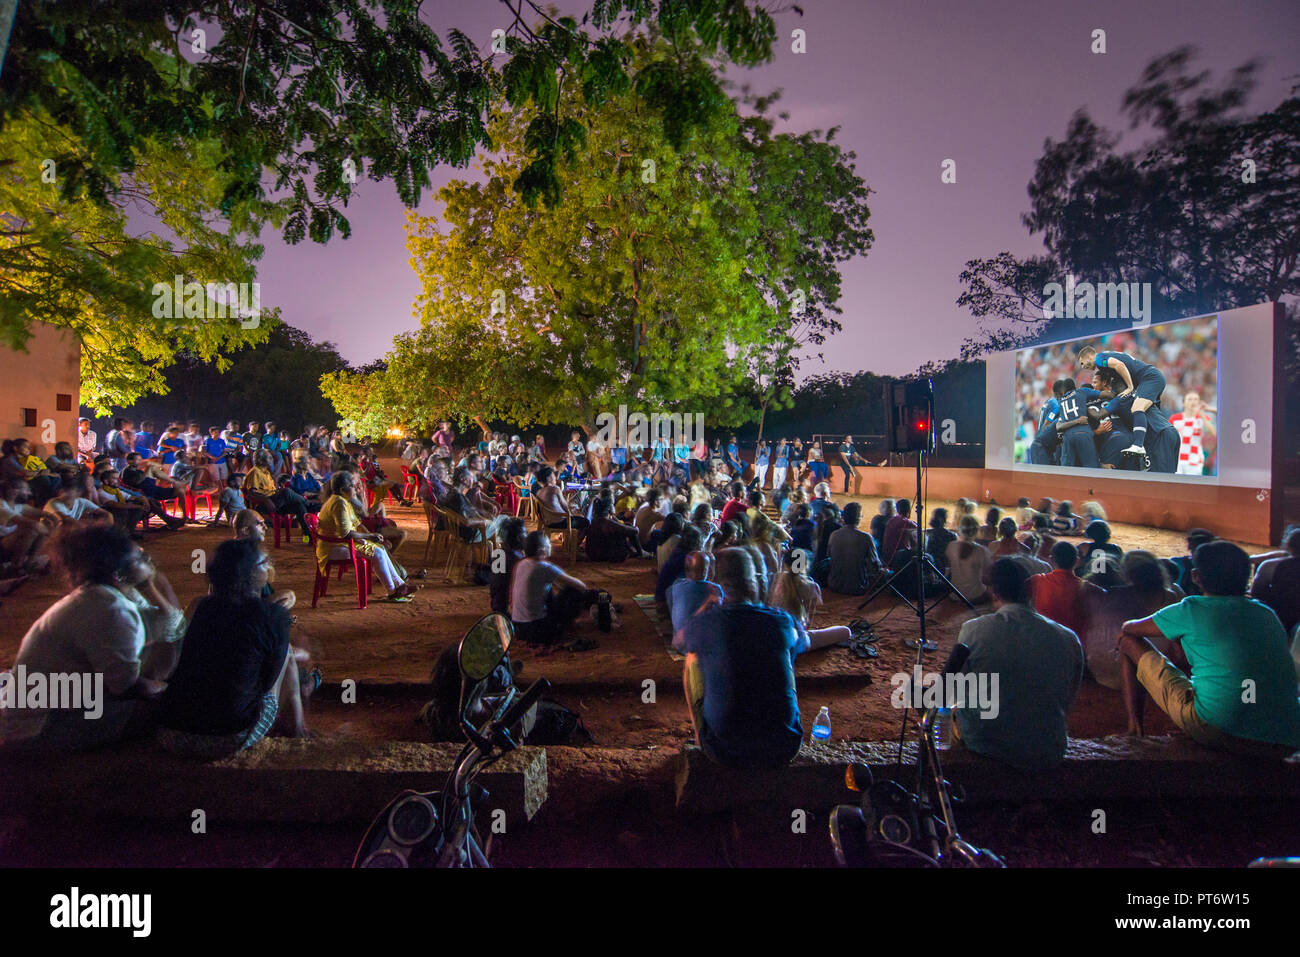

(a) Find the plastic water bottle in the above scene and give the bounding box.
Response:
[811,706,832,743]
[934,707,953,750]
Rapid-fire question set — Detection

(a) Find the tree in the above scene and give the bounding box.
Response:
[2,0,782,234]
[111,323,349,429]
[0,103,273,410]
[957,47,1300,356]
[339,36,871,437]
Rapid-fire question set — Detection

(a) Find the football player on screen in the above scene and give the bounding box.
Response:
[1169,392,1217,475]
[1026,379,1071,466]
[1048,377,1103,469]
[1077,345,1167,468]
[1093,368,1180,473]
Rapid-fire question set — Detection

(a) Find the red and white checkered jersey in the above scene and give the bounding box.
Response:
[1170,413,1205,468]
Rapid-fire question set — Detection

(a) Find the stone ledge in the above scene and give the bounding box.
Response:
[674,736,1300,814]
[0,738,547,823]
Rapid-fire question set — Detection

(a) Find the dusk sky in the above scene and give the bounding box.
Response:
[256,0,1300,378]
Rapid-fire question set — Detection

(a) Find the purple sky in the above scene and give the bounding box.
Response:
[256,0,1300,378]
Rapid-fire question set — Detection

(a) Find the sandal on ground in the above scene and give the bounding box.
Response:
[411,568,429,580]
[300,667,323,697]
[565,638,600,652]
[849,639,878,659]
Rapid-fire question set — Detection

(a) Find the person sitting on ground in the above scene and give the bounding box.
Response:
[44,475,113,529]
[808,482,834,519]
[1015,497,1036,530]
[989,516,1050,579]
[826,502,882,596]
[1118,540,1300,757]
[1030,541,1101,639]
[719,482,748,526]
[1164,528,1215,596]
[156,539,314,756]
[787,502,816,552]
[976,506,1001,544]
[91,468,156,534]
[682,547,811,770]
[232,509,295,610]
[585,496,648,562]
[812,498,842,569]
[212,472,248,527]
[3,525,183,750]
[669,551,725,653]
[1082,550,1182,690]
[1076,519,1123,579]
[44,441,79,474]
[1021,512,1058,562]
[121,452,178,504]
[657,524,705,605]
[945,514,991,604]
[881,498,919,566]
[315,471,415,601]
[925,507,956,572]
[489,518,527,616]
[690,503,716,552]
[1251,527,1300,636]
[633,488,666,547]
[2,438,58,505]
[769,548,853,650]
[654,512,686,569]
[510,530,596,648]
[868,512,888,552]
[944,558,1083,771]
[0,478,56,577]
[1052,500,1083,536]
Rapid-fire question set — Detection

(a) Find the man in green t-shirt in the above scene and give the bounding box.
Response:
[1118,539,1300,758]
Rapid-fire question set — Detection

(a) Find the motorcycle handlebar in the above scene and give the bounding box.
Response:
[493,678,549,742]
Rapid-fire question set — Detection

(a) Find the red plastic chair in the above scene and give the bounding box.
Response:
[185,489,216,520]
[270,512,296,548]
[310,522,372,610]
[494,481,519,516]
[400,465,419,502]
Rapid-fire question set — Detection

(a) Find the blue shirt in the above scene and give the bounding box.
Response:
[1037,397,1061,434]
[667,578,724,645]
[133,432,154,455]
[684,602,809,768]
[1056,388,1100,434]
[290,473,321,496]
[204,437,229,459]
[157,436,185,465]
[1097,350,1155,382]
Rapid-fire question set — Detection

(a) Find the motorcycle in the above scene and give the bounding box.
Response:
[828,707,1004,868]
[353,613,549,868]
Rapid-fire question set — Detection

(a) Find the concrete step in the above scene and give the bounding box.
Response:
[674,736,1300,814]
[0,738,547,824]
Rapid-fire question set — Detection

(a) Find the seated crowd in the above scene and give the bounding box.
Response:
[6,420,1300,783]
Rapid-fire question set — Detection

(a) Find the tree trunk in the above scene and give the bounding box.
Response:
[755,399,768,445]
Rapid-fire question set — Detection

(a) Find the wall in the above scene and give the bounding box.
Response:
[0,324,81,458]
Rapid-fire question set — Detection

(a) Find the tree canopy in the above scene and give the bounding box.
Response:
[325,37,871,437]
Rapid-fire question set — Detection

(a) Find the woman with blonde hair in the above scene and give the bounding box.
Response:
[768,549,854,650]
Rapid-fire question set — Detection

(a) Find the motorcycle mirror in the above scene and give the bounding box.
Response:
[458,614,512,682]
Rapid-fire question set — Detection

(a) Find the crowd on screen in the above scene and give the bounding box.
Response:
[3,420,1299,779]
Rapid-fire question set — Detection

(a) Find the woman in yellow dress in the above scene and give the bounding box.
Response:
[316,471,415,601]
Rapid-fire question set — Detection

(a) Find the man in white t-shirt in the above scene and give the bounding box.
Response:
[45,484,110,525]
[509,531,592,647]
[76,419,98,463]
